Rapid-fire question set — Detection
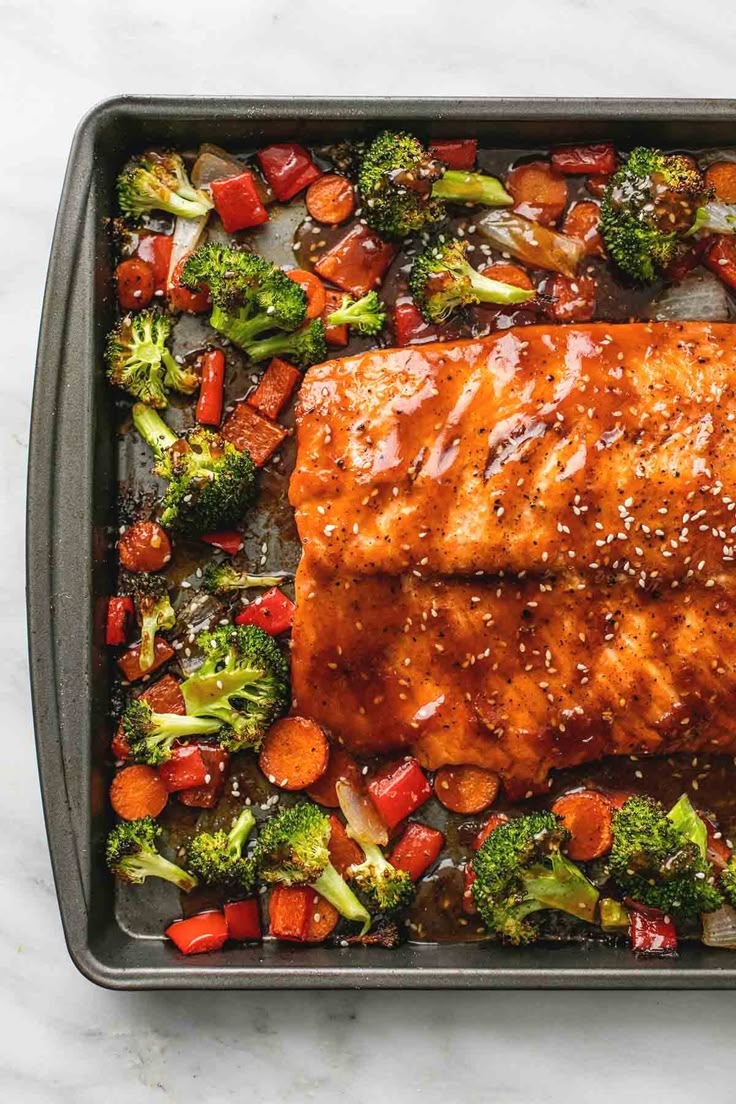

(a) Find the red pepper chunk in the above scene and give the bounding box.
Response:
[394,301,441,346]
[117,638,174,682]
[212,171,269,233]
[222,402,288,467]
[258,143,322,202]
[247,357,301,420]
[166,911,229,955]
[462,863,477,915]
[177,746,230,808]
[169,256,211,314]
[367,758,432,830]
[268,885,311,941]
[472,812,509,851]
[235,587,295,635]
[551,143,617,175]
[389,822,444,881]
[629,906,678,956]
[224,899,262,942]
[200,530,243,556]
[136,232,174,294]
[428,139,477,170]
[158,746,209,793]
[315,224,396,297]
[106,595,135,646]
[705,236,736,290]
[196,349,225,426]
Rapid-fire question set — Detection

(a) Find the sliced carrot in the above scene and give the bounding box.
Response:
[704,161,736,203]
[259,715,329,791]
[433,765,500,814]
[322,288,349,347]
[222,401,288,466]
[306,173,356,225]
[546,273,597,323]
[117,638,174,682]
[138,672,185,714]
[116,257,155,310]
[479,263,534,291]
[247,357,301,420]
[327,814,363,875]
[118,520,172,574]
[268,885,310,941]
[506,161,568,226]
[562,201,605,257]
[551,790,614,861]
[110,764,168,820]
[306,745,362,807]
[286,269,327,319]
[304,892,340,942]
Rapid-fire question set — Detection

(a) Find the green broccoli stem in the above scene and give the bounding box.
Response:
[432,170,512,207]
[156,713,223,738]
[132,402,179,457]
[313,861,371,934]
[467,268,535,306]
[162,350,198,396]
[228,808,256,857]
[523,852,599,923]
[239,331,299,364]
[124,850,199,892]
[210,304,282,350]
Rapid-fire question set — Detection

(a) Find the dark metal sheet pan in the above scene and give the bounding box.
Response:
[27,96,736,989]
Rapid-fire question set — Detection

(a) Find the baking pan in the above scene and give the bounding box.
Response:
[27,96,736,989]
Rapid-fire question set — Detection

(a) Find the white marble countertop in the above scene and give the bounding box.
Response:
[4,0,736,1099]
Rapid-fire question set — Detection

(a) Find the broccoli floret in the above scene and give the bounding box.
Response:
[358,131,512,239]
[600,147,707,283]
[202,562,289,594]
[187,807,256,892]
[720,857,736,908]
[240,319,328,368]
[106,816,198,891]
[123,572,176,673]
[132,403,256,534]
[181,243,308,348]
[106,310,198,408]
[121,698,222,765]
[472,811,599,945]
[253,803,371,932]
[348,843,414,912]
[325,291,387,336]
[409,237,535,323]
[117,151,213,221]
[609,795,722,920]
[180,623,289,752]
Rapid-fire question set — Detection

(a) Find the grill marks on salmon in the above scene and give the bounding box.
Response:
[290,323,736,791]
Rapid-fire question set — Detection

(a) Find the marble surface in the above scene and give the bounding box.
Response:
[4,0,736,1099]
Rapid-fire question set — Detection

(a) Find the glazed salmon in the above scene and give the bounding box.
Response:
[292,323,736,584]
[291,561,736,797]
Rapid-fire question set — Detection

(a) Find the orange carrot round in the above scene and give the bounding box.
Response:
[306,745,362,807]
[551,790,614,861]
[110,764,168,820]
[304,892,340,942]
[306,173,356,225]
[116,257,155,310]
[259,715,330,791]
[506,161,568,226]
[286,269,327,319]
[433,765,500,814]
[705,161,736,203]
[480,263,534,291]
[562,201,604,257]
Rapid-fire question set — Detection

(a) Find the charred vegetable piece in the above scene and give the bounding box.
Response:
[106,309,198,408]
[106,816,198,891]
[117,151,213,221]
[187,807,257,891]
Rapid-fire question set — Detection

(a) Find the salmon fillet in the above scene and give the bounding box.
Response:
[292,562,736,798]
[292,323,736,584]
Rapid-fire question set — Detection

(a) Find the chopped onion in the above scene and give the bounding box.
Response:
[336,778,388,846]
[702,904,736,948]
[167,212,209,286]
[477,209,584,277]
[191,146,246,189]
[690,201,736,235]
[647,271,731,322]
[172,590,226,675]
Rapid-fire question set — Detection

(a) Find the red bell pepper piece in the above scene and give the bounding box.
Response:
[222,401,288,466]
[268,885,311,941]
[106,595,135,646]
[136,232,174,295]
[117,638,174,682]
[196,348,225,426]
[234,587,295,635]
[224,899,262,942]
[247,357,301,420]
[428,139,478,171]
[389,822,444,881]
[666,236,710,283]
[158,745,209,793]
[314,224,396,298]
[166,911,229,955]
[551,143,617,175]
[257,143,322,202]
[705,236,736,290]
[472,812,509,851]
[628,903,678,956]
[462,863,477,915]
[211,171,269,232]
[115,258,155,311]
[177,746,230,808]
[113,673,187,759]
[367,758,432,830]
[322,288,349,347]
[168,256,211,313]
[200,529,243,556]
[394,301,441,346]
